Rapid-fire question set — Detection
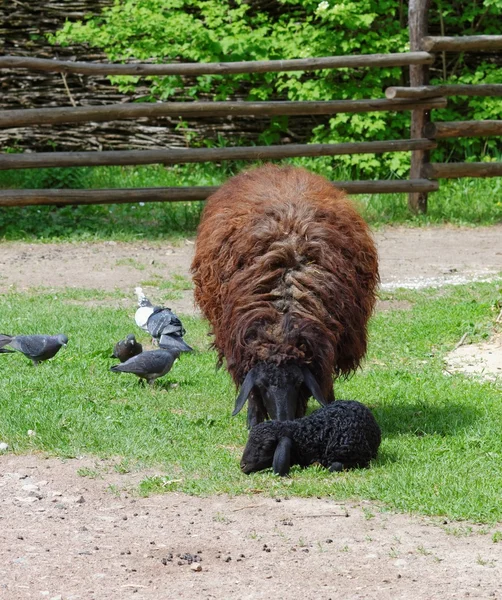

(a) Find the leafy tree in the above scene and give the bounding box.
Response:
[51,0,502,177]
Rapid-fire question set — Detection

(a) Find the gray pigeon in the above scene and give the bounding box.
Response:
[134,287,192,352]
[0,333,68,365]
[111,334,143,363]
[148,309,193,352]
[110,348,180,385]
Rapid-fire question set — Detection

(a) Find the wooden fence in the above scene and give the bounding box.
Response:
[0,0,501,214]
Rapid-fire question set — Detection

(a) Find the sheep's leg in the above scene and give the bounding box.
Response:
[326,386,335,403]
[247,393,266,429]
[328,462,344,472]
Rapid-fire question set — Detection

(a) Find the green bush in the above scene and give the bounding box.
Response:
[50,0,502,178]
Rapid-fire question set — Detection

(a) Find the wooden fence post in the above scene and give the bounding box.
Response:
[408,0,432,214]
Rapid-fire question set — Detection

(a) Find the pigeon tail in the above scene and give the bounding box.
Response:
[135,286,153,308]
[0,334,14,349]
[159,334,193,353]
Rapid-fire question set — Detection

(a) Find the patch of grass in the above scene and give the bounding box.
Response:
[77,467,102,479]
[115,257,147,271]
[492,531,502,543]
[0,161,500,242]
[0,282,501,522]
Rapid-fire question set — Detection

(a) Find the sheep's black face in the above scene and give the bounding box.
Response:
[254,362,304,422]
[233,361,326,426]
[241,424,278,474]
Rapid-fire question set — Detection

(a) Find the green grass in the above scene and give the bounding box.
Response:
[0,281,501,521]
[0,162,500,241]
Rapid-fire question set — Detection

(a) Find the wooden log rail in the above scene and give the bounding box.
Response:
[423,162,502,179]
[0,52,436,76]
[424,121,502,139]
[0,98,447,129]
[0,180,439,207]
[0,139,437,170]
[386,85,502,99]
[422,35,502,52]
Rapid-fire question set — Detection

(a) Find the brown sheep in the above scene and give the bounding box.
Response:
[191,164,379,428]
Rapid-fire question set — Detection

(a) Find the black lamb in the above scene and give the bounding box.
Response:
[241,400,381,476]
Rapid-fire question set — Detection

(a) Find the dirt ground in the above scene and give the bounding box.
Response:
[1,224,502,599]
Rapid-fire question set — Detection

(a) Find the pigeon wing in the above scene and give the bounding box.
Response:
[10,335,49,358]
[112,350,176,376]
[147,308,185,338]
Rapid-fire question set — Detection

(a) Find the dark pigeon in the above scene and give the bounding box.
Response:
[110,348,180,385]
[111,334,143,363]
[0,333,68,365]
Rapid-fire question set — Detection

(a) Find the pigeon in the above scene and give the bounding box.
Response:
[0,333,68,365]
[134,287,193,352]
[110,348,180,385]
[111,334,143,363]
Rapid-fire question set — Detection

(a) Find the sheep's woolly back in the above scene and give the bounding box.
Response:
[191,164,379,398]
[283,400,381,469]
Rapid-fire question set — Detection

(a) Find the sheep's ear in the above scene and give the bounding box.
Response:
[272,436,293,476]
[232,368,257,416]
[302,366,327,406]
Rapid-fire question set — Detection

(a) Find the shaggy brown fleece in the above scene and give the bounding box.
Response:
[191,164,379,409]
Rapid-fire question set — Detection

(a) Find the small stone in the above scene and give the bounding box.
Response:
[23,484,40,492]
[190,563,202,572]
[61,495,85,504]
[0,442,9,452]
[27,491,44,500]
[15,496,38,504]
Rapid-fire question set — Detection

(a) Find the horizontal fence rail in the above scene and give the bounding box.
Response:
[385,84,502,99]
[0,52,436,76]
[424,120,502,139]
[423,162,502,179]
[0,180,439,207]
[0,98,448,129]
[0,139,437,170]
[422,35,502,52]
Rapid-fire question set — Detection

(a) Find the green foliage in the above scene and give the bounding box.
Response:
[1,282,501,521]
[49,0,502,177]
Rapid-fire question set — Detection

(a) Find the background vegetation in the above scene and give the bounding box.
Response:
[49,0,502,177]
